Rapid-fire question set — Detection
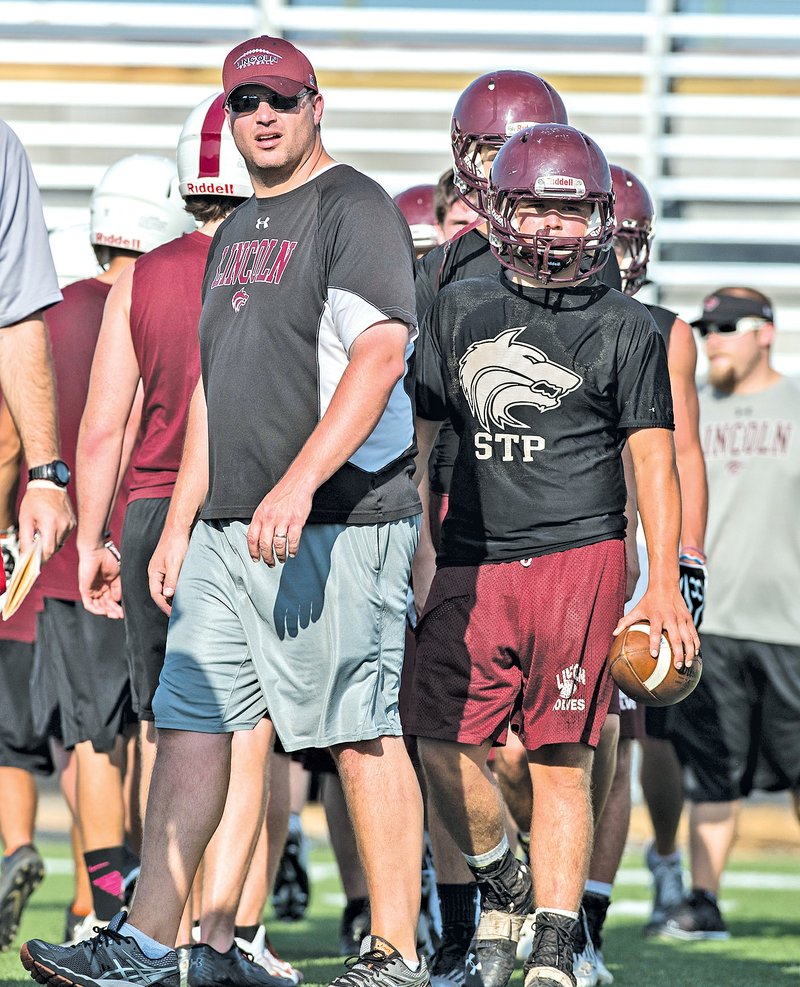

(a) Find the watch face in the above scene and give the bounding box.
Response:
[54,461,71,486]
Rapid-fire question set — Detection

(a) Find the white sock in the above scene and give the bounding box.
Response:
[118,922,172,959]
[584,880,612,899]
[464,834,509,869]
[535,907,579,922]
[402,958,420,971]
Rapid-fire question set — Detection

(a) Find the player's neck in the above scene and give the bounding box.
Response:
[729,363,782,396]
[250,139,335,198]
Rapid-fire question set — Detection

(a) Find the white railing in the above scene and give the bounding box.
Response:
[2,0,799,370]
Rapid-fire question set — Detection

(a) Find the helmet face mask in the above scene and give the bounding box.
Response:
[393,184,442,256]
[451,71,568,218]
[609,164,654,295]
[487,125,615,286]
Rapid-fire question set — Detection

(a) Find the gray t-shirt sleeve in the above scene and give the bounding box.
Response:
[322,178,417,351]
[0,120,62,328]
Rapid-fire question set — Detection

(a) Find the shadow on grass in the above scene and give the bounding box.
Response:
[602,917,800,987]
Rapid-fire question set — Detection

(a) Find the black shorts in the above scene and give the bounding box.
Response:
[37,597,134,753]
[0,639,53,775]
[619,691,646,740]
[644,705,675,740]
[670,632,800,802]
[121,497,170,721]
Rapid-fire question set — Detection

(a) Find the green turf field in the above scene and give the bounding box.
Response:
[2,837,798,987]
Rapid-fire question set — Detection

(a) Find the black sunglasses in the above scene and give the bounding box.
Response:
[695,317,767,338]
[227,89,313,114]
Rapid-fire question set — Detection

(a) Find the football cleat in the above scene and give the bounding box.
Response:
[0,845,44,951]
[657,892,730,942]
[644,844,684,935]
[522,912,577,987]
[329,936,429,987]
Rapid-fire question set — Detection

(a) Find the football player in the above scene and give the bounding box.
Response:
[410,124,697,987]
[411,72,625,987]
[394,185,443,258]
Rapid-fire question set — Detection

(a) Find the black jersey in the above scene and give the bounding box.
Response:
[199,165,420,524]
[646,304,677,350]
[416,224,623,494]
[416,272,673,565]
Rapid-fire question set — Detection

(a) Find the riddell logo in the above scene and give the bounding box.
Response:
[94,233,141,249]
[553,664,587,711]
[234,48,282,71]
[232,289,249,312]
[184,181,237,195]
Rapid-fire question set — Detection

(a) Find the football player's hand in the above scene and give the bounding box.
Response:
[148,525,190,616]
[18,486,76,562]
[613,581,699,669]
[79,545,123,619]
[679,555,707,629]
[247,476,314,567]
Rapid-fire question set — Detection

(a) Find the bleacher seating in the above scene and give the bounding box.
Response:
[2,0,799,370]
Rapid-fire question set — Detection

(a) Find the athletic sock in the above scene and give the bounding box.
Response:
[536,907,579,922]
[437,882,478,931]
[584,880,613,899]
[464,834,509,870]
[234,924,260,943]
[118,920,173,959]
[84,846,127,921]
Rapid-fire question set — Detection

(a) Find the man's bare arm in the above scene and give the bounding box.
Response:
[0,399,21,530]
[0,314,75,559]
[75,266,141,616]
[148,378,208,614]
[616,427,699,664]
[247,319,412,566]
[668,317,708,553]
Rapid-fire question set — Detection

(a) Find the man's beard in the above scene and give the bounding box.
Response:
[708,361,736,392]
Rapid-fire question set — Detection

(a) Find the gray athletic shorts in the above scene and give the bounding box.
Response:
[153,516,420,751]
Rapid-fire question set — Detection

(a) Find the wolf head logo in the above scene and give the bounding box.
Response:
[232,288,249,312]
[458,328,583,431]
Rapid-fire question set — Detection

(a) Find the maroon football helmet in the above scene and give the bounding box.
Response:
[610,164,654,295]
[488,124,615,284]
[451,71,568,215]
[393,184,441,255]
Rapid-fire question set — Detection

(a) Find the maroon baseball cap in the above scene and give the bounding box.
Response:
[223,36,318,101]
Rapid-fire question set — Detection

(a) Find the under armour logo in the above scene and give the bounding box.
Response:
[256,217,270,230]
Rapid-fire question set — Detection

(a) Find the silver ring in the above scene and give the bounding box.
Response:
[274,532,287,539]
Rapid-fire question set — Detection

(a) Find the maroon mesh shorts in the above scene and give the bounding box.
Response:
[408,539,625,752]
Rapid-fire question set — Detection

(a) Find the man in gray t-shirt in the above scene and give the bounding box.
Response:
[661,288,800,942]
[0,120,74,562]
[20,38,428,987]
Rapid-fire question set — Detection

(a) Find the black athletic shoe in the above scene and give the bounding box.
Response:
[430,921,473,987]
[522,912,577,987]
[20,911,179,987]
[272,821,310,922]
[340,899,371,957]
[188,941,295,987]
[0,845,44,951]
[658,891,730,941]
[465,851,532,987]
[330,935,430,987]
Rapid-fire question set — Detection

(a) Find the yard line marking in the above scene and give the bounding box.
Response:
[614,867,800,891]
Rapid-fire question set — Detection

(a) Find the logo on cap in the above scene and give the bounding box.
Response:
[704,295,720,311]
[234,48,283,72]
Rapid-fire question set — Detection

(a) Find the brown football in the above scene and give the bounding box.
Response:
[609,622,702,707]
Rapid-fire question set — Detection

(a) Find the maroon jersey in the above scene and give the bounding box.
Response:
[128,231,210,502]
[39,278,129,601]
